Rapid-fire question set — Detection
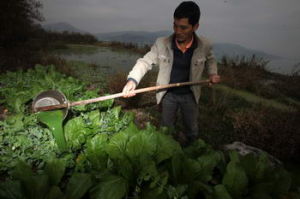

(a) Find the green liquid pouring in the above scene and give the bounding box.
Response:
[37,110,67,152]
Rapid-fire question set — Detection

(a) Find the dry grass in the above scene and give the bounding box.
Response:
[229,106,300,161]
[219,55,268,92]
[219,55,300,108]
[198,76,299,161]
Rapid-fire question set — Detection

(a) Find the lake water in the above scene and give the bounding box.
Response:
[56,45,141,74]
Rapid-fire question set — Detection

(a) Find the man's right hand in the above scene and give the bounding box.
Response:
[122,80,137,98]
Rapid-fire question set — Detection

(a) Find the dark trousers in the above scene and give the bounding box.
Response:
[161,92,199,140]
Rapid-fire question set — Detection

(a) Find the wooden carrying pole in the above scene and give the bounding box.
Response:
[35,79,210,112]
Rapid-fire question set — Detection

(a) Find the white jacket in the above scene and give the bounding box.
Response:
[128,34,218,104]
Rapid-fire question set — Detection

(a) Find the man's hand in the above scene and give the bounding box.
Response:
[122,80,137,98]
[209,74,221,86]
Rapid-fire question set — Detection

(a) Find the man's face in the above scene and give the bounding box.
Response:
[173,18,199,43]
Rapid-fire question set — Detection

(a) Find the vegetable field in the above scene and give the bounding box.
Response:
[0,65,298,199]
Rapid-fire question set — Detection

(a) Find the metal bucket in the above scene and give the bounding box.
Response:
[32,90,68,118]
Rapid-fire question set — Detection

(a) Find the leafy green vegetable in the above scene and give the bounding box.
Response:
[85,134,109,170]
[214,184,232,199]
[90,174,128,199]
[65,173,93,199]
[222,151,248,198]
[12,161,51,199]
[0,180,24,199]
[0,65,295,199]
[44,186,65,199]
[64,116,92,150]
[45,158,67,186]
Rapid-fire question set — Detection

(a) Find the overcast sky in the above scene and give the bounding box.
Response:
[42,0,300,59]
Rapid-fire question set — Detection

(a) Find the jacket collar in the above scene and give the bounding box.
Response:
[164,33,202,52]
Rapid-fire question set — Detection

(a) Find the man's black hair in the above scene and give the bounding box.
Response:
[174,1,200,26]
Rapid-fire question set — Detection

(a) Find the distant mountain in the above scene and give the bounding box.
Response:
[213,43,280,60]
[42,22,88,34]
[95,31,279,60]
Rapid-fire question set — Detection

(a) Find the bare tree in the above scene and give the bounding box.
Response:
[0,0,44,48]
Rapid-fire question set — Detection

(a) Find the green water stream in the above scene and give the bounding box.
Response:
[37,110,67,151]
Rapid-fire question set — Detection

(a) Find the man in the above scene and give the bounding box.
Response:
[122,1,220,144]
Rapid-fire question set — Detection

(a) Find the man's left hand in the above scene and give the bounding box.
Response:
[209,74,221,86]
